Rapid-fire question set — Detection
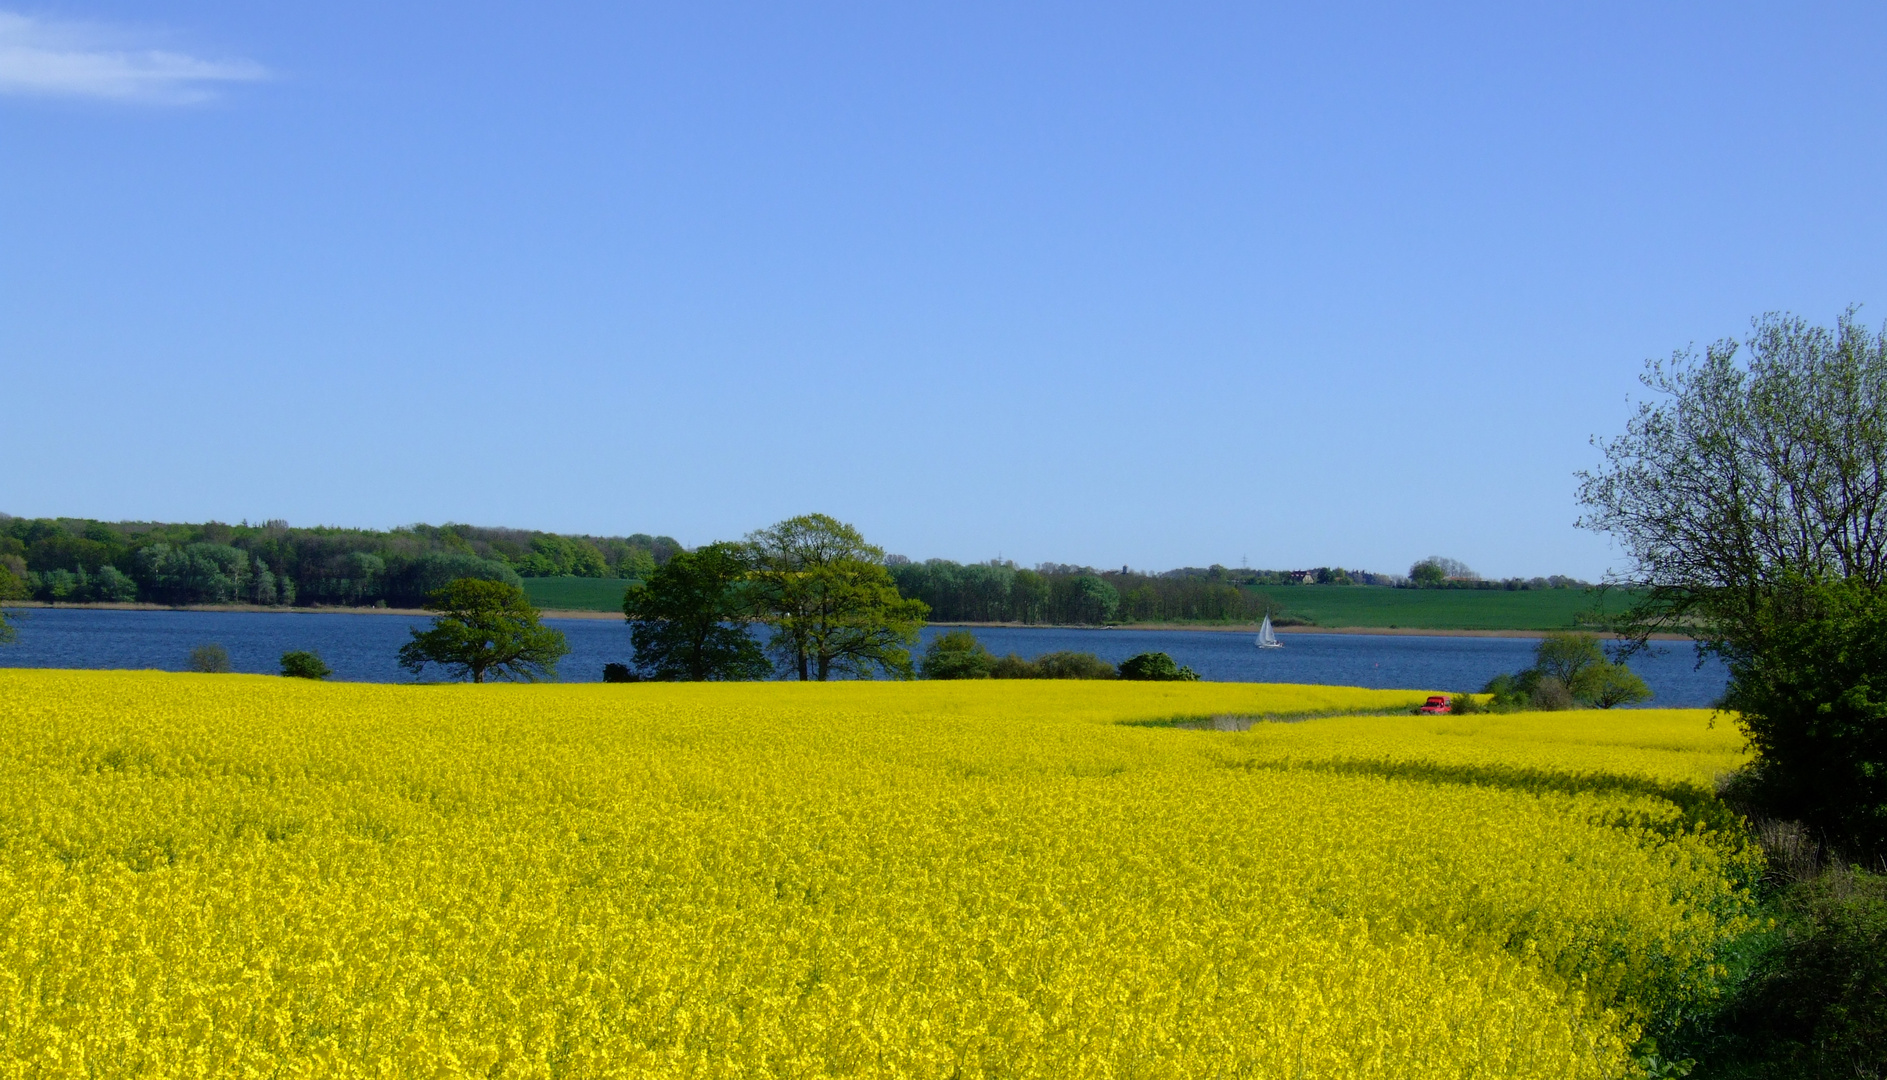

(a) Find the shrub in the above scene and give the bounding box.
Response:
[1449,694,1484,715]
[602,662,640,683]
[188,644,232,674]
[987,651,1117,679]
[1034,651,1117,679]
[920,631,995,680]
[989,654,1040,679]
[1118,652,1200,682]
[1719,578,1887,859]
[1529,676,1574,711]
[1698,867,1887,1078]
[279,651,330,680]
[1481,673,1532,712]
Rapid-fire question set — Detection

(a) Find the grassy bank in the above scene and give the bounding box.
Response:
[1263,583,1635,631]
[520,576,635,612]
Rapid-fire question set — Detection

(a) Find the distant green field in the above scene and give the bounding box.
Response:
[1259,585,1635,631]
[522,577,633,612]
[525,575,1636,631]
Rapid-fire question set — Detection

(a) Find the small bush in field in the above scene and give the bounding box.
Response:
[188,644,231,674]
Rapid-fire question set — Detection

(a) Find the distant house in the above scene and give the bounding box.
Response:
[1289,570,1317,585]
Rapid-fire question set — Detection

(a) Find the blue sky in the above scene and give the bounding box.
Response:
[3,2,1884,579]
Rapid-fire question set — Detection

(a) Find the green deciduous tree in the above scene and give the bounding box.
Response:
[1578,309,1887,855]
[0,556,29,602]
[622,542,771,681]
[397,578,570,684]
[1585,661,1652,709]
[746,514,930,681]
[1532,632,1606,695]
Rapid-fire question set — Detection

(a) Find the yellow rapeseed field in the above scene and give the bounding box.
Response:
[0,671,1758,1079]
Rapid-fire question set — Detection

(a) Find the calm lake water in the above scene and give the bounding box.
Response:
[0,608,1729,707]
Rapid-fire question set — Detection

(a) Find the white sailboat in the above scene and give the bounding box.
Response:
[1255,614,1283,649]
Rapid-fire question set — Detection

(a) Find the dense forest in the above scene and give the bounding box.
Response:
[0,516,680,609]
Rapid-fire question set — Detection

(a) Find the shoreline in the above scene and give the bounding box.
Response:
[928,620,1692,641]
[1,602,1692,640]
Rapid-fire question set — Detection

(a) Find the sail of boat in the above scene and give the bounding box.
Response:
[1255,614,1282,649]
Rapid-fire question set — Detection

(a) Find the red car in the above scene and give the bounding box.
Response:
[1417,695,1452,715]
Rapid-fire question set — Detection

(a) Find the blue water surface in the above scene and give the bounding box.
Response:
[0,608,1728,706]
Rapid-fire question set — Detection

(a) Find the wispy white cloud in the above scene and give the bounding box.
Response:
[0,11,265,104]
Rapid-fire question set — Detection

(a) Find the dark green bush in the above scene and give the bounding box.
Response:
[1720,578,1887,859]
[920,630,995,679]
[602,662,639,683]
[985,650,1117,679]
[1033,651,1117,679]
[989,653,1039,678]
[279,650,330,680]
[1480,673,1532,712]
[1118,652,1199,681]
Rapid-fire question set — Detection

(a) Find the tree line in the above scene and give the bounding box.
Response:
[0,515,1598,622]
[889,561,1298,625]
[0,518,681,608]
[890,559,1590,625]
[1404,555,1588,591]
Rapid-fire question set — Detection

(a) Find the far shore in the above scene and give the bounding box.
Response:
[927,620,1694,641]
[3,601,1691,639]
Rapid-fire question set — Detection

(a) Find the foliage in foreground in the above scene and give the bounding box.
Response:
[1717,578,1887,859]
[0,672,1760,1078]
[1681,865,1887,1079]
